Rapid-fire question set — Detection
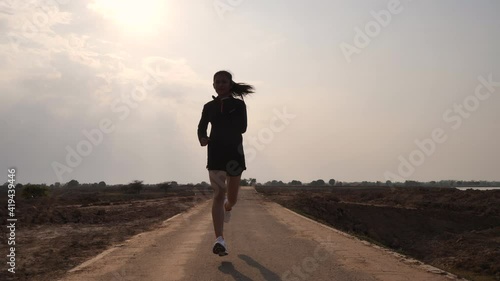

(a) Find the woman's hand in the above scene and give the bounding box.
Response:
[200,137,210,146]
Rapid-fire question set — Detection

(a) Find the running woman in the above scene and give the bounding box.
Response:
[197,70,254,256]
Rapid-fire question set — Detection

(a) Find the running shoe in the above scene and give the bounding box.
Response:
[213,236,228,256]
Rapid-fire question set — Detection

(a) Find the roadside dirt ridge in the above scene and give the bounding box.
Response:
[60,186,466,281]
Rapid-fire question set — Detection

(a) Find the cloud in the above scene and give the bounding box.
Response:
[0,0,211,184]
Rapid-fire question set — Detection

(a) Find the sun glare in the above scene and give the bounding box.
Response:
[90,0,166,32]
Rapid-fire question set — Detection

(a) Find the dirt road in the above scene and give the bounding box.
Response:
[60,186,465,281]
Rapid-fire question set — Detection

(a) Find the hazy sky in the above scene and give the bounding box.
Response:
[1,0,499,185]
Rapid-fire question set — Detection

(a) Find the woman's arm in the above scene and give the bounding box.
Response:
[197,104,210,145]
[240,101,247,134]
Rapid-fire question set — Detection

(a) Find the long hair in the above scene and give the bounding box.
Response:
[214,70,254,98]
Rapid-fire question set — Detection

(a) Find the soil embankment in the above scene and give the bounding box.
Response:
[256,186,500,281]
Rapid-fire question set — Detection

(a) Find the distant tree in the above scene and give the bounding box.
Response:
[328,179,336,186]
[200,181,210,187]
[386,180,392,186]
[248,178,257,186]
[288,180,302,186]
[98,181,106,188]
[66,179,79,188]
[21,184,49,199]
[158,182,173,192]
[129,180,143,194]
[437,180,456,187]
[240,179,249,186]
[309,179,325,186]
[265,180,286,186]
[54,182,61,188]
[404,180,421,187]
[336,181,343,187]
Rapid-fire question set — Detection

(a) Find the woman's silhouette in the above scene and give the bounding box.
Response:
[198,70,254,256]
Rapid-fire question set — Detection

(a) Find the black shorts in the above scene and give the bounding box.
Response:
[207,142,246,176]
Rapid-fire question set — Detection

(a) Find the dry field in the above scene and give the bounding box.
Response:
[0,185,213,281]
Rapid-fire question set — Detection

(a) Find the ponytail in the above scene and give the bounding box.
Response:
[214,70,255,98]
[231,82,254,98]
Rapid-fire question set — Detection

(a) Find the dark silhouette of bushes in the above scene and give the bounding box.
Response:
[158,181,176,192]
[21,184,49,199]
[128,180,143,194]
[65,179,79,188]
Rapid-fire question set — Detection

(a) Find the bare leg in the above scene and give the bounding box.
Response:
[209,170,226,238]
[225,174,241,211]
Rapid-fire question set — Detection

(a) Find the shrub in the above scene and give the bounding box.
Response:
[21,184,49,199]
[128,180,143,194]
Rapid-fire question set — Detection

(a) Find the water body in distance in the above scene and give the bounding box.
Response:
[456,187,500,191]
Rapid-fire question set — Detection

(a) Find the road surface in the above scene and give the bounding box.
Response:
[60,186,464,281]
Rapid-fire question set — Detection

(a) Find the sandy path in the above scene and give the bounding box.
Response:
[60,186,465,281]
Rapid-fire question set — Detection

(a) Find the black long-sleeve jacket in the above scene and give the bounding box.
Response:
[197,96,247,145]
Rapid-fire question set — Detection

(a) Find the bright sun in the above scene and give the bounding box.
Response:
[89,0,166,32]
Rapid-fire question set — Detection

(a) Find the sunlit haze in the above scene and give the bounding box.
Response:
[1,0,499,185]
